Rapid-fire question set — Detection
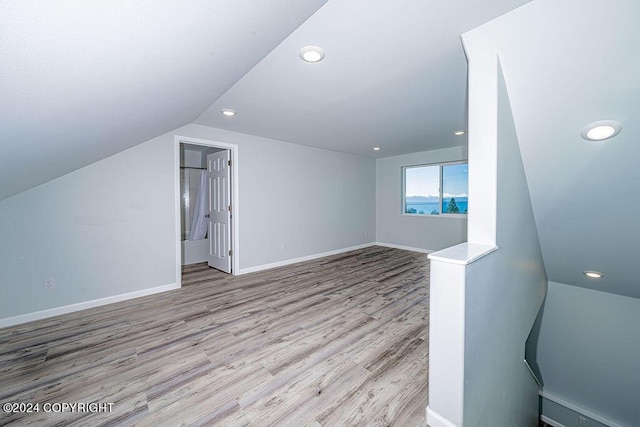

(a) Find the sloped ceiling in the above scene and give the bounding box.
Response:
[6,1,632,301]
[462,0,640,299]
[195,0,530,158]
[1,0,532,201]
[0,0,327,200]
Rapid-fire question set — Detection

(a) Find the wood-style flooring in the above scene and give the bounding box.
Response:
[0,246,429,426]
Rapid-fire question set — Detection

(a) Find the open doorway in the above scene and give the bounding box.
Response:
[174,136,240,285]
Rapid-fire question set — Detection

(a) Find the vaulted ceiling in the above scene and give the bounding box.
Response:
[195,0,531,158]
[0,0,327,200]
[463,0,640,299]
[3,1,637,299]
[0,0,528,201]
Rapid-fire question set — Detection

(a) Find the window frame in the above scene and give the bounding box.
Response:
[401,160,468,219]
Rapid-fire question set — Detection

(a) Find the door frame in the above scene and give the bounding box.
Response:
[174,135,240,286]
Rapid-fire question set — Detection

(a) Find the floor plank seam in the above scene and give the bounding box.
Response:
[0,247,429,426]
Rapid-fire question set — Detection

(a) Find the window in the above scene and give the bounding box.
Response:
[403,161,468,216]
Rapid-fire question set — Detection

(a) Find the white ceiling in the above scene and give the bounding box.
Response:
[0,0,327,200]
[463,0,640,299]
[1,0,528,201]
[4,0,635,300]
[195,0,531,158]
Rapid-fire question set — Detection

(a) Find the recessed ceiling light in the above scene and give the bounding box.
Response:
[583,270,604,279]
[580,120,621,141]
[373,147,381,151]
[453,130,465,136]
[220,109,237,117]
[299,46,326,63]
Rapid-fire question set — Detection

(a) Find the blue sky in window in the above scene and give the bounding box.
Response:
[405,164,468,198]
[442,164,468,198]
[405,166,439,197]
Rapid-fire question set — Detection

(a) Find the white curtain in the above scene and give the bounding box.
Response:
[188,170,208,241]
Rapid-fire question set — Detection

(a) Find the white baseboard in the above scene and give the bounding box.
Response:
[540,391,622,427]
[426,406,458,427]
[0,282,179,329]
[540,415,566,427]
[1,242,419,328]
[235,242,377,275]
[375,241,434,254]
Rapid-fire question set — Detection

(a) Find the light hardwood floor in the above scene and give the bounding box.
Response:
[0,246,429,426]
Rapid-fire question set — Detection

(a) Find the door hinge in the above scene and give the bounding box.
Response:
[228,249,233,256]
[228,205,231,212]
[228,160,232,166]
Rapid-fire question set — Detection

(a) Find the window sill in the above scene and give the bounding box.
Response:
[401,213,467,219]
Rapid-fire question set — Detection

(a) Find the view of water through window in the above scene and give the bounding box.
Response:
[403,163,468,215]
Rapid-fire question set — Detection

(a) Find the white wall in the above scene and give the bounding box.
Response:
[375,148,467,252]
[427,55,547,426]
[181,146,205,169]
[462,63,547,426]
[178,123,376,269]
[0,136,178,322]
[537,281,640,427]
[0,123,375,324]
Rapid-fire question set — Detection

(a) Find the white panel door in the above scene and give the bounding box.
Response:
[207,150,232,273]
